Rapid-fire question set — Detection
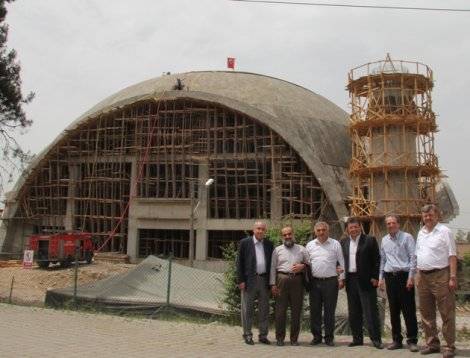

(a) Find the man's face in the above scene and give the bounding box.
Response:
[347,223,361,239]
[281,227,294,247]
[385,217,399,235]
[253,223,267,240]
[422,210,438,228]
[314,225,329,240]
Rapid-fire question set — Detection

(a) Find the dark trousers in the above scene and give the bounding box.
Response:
[384,272,418,344]
[346,274,381,342]
[309,277,339,342]
[275,273,304,342]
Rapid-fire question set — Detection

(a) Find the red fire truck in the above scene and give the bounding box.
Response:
[28,232,94,269]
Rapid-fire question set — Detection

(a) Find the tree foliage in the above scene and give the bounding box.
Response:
[0,0,34,195]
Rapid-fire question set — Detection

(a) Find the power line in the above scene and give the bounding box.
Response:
[229,0,470,13]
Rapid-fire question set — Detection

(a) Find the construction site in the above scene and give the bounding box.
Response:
[0,55,460,268]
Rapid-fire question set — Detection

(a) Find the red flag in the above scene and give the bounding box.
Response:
[227,57,235,70]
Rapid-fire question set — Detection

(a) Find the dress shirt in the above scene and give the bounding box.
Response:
[416,223,456,270]
[379,230,416,280]
[269,243,309,285]
[253,236,267,274]
[348,236,359,273]
[306,237,345,280]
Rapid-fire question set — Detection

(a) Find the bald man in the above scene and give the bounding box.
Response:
[236,221,274,345]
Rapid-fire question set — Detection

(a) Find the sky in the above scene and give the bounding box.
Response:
[4,0,470,232]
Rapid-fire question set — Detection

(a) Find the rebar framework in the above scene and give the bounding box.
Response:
[347,55,439,237]
[12,98,338,255]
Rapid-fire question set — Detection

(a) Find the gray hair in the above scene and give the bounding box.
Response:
[421,204,440,215]
[253,221,267,229]
[384,214,400,224]
[314,221,329,230]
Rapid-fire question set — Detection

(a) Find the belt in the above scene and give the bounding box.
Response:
[313,276,337,281]
[277,271,302,277]
[420,267,448,275]
[384,271,409,277]
[255,273,267,277]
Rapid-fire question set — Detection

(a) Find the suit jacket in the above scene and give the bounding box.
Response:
[236,236,274,289]
[341,233,380,291]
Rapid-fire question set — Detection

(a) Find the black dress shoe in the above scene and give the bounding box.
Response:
[348,341,363,347]
[276,340,284,346]
[325,340,335,347]
[387,341,403,350]
[372,340,384,349]
[259,337,271,345]
[290,341,299,346]
[244,337,254,345]
[310,338,322,346]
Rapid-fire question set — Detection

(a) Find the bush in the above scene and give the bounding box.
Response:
[463,253,470,268]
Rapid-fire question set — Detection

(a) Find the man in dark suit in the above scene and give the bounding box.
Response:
[236,221,274,345]
[341,217,383,349]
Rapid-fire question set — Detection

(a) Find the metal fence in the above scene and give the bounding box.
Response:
[0,252,362,334]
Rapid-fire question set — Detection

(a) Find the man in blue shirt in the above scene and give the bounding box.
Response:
[378,214,418,352]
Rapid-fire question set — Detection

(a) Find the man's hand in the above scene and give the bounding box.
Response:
[406,278,414,290]
[338,279,345,290]
[449,277,458,291]
[370,278,379,287]
[291,263,305,273]
[378,279,385,291]
[238,282,246,291]
[271,285,280,297]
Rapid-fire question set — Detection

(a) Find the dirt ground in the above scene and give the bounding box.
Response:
[0,261,134,306]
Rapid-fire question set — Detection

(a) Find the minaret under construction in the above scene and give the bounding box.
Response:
[347,54,439,237]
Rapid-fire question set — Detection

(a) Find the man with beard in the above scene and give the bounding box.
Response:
[270,226,309,346]
[306,221,345,346]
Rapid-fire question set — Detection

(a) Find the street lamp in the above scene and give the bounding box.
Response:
[189,177,214,267]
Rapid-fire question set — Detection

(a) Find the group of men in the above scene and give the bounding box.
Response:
[236,204,457,358]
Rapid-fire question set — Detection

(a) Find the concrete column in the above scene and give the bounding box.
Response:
[195,162,209,261]
[64,164,80,231]
[126,158,139,262]
[270,159,283,221]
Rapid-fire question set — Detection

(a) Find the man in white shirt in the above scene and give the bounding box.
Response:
[416,205,457,358]
[270,226,309,346]
[306,221,344,346]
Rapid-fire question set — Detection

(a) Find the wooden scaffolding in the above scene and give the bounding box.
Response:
[347,54,440,237]
[14,97,338,254]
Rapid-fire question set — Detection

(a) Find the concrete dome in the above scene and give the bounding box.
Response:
[2,71,352,255]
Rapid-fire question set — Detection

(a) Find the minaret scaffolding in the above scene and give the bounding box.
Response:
[347,54,440,237]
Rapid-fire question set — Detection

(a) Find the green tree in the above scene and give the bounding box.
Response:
[0,0,34,194]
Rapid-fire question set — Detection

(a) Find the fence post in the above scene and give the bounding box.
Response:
[73,239,79,308]
[166,253,173,307]
[8,276,14,304]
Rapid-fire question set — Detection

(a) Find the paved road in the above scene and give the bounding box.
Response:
[1,304,469,358]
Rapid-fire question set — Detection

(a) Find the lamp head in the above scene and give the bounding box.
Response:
[205,178,214,187]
